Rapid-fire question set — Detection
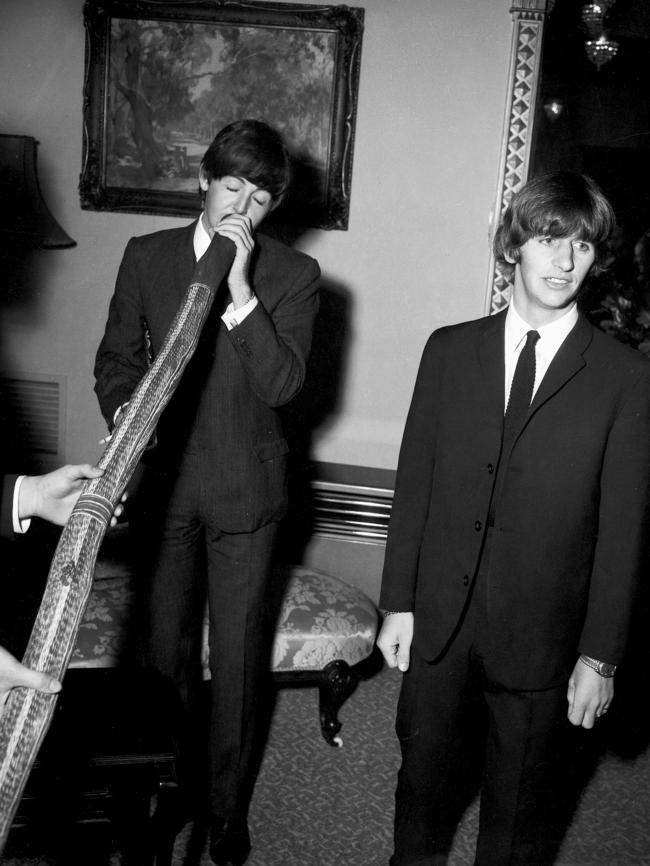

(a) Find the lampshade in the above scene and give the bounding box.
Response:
[0,134,75,249]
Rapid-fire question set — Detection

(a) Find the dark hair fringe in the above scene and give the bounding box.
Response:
[494,172,616,277]
[200,119,291,201]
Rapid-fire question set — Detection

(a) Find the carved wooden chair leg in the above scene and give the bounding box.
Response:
[318,660,359,747]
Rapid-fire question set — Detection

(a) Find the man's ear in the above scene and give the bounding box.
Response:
[504,246,519,265]
[198,168,209,193]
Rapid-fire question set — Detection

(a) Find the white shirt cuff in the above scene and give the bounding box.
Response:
[221,295,258,331]
[113,402,130,425]
[13,475,31,534]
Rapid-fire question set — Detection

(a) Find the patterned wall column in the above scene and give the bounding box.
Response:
[485,0,549,315]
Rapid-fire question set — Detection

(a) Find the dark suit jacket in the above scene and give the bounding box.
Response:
[94,222,320,533]
[1,474,18,540]
[380,310,650,690]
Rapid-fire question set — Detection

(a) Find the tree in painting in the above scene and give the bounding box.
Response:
[106,16,335,195]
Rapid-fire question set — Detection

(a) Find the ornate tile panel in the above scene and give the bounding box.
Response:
[485,1,548,314]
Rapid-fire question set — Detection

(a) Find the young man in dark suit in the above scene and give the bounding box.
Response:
[94,120,320,866]
[377,172,650,865]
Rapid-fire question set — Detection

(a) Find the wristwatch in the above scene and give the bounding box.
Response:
[579,654,617,678]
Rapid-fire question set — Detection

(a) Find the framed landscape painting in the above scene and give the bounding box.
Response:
[80,0,364,229]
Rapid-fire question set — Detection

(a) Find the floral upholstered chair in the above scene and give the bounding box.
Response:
[71,530,379,747]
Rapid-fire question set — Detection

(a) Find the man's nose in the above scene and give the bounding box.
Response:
[553,240,575,271]
[232,192,251,215]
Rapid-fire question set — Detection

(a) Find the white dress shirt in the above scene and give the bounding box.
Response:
[504,301,579,408]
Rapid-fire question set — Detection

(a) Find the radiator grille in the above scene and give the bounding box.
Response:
[311,480,393,541]
[1,374,66,469]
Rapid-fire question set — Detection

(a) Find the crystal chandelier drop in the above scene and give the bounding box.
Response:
[585,33,619,69]
[581,3,606,38]
[581,1,619,70]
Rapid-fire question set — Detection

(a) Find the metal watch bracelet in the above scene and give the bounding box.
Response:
[579,654,616,678]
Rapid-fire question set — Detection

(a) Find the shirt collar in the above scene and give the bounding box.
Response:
[193,213,211,261]
[505,300,579,358]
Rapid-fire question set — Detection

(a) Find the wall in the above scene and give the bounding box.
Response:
[0,0,511,473]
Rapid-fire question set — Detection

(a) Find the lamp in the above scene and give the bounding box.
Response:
[0,134,75,249]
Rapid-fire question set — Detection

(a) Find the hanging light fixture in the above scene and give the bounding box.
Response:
[581,3,606,38]
[581,1,619,70]
[585,32,619,69]
[0,135,75,249]
[543,96,565,122]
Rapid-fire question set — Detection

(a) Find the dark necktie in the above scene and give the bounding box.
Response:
[503,329,540,443]
[488,329,540,527]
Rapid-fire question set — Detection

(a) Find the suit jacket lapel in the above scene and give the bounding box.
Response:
[171,222,199,306]
[529,314,593,417]
[479,309,593,450]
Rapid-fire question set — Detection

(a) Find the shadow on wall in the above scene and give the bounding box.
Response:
[263,155,355,564]
[269,150,335,236]
[0,247,40,310]
[0,243,57,475]
[279,274,353,564]
[0,243,67,328]
[0,248,62,661]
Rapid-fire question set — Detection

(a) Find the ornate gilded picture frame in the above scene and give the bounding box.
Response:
[79,0,364,230]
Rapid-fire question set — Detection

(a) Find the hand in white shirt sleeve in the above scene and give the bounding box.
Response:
[221,294,258,330]
[13,465,126,532]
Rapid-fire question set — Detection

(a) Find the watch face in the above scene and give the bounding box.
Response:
[598,662,616,677]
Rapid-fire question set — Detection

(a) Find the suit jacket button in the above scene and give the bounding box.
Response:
[463,575,470,586]
[474,520,482,531]
[487,463,494,473]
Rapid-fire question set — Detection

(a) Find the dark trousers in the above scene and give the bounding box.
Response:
[392,538,574,866]
[132,462,281,823]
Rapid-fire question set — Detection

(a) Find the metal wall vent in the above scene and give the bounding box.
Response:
[311,480,393,541]
[1,374,66,470]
